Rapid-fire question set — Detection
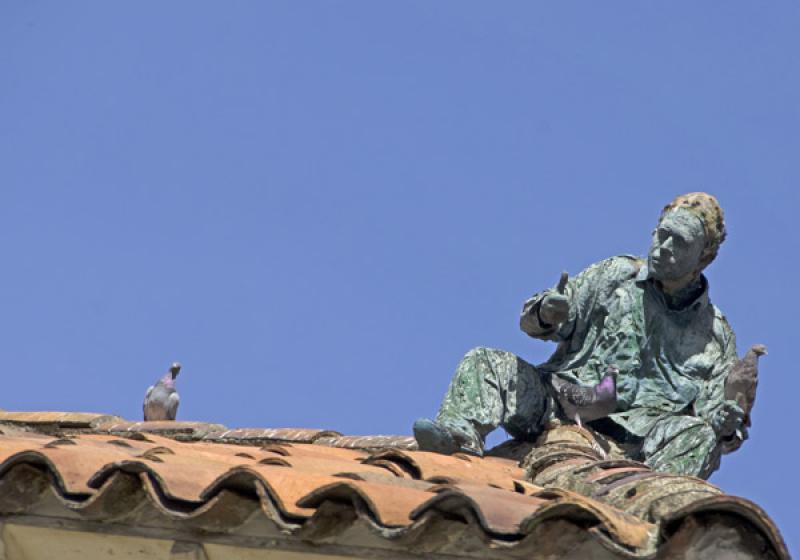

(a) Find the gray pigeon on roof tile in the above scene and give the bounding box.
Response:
[143,362,182,421]
[725,344,767,428]
[551,365,618,429]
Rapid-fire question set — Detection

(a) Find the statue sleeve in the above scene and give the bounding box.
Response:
[519,257,628,342]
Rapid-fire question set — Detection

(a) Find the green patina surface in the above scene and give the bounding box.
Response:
[436,255,744,479]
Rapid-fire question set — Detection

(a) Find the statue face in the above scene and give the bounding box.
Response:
[648,209,706,282]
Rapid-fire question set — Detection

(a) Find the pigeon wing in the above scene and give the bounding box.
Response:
[741,350,760,415]
[166,392,180,421]
[725,361,746,401]
[725,354,757,411]
[143,385,155,416]
[559,382,596,408]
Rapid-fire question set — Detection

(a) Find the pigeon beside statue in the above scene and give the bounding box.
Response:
[143,362,182,421]
[725,344,767,428]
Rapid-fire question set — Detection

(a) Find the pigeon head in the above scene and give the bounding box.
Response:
[169,362,182,379]
[598,364,619,393]
[751,344,768,357]
[598,375,616,390]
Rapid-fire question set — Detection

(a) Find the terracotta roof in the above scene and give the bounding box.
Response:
[0,411,788,559]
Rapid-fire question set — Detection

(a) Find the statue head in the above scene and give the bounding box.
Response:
[648,192,726,286]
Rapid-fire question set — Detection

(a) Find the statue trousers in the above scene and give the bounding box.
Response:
[435,347,721,478]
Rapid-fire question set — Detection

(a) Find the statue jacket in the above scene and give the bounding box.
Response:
[520,255,744,444]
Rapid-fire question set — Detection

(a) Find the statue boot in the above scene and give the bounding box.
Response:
[413,418,468,455]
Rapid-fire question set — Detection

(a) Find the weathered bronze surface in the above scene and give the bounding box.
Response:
[415,193,762,479]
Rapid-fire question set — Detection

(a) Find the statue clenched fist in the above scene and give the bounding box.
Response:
[537,271,570,327]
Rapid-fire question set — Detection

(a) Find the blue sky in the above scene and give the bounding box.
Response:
[1,1,798,552]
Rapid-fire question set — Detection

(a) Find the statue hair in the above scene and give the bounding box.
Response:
[660,192,726,271]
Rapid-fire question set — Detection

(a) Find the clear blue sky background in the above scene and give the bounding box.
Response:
[1,1,798,552]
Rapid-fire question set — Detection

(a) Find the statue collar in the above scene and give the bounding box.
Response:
[635,265,710,313]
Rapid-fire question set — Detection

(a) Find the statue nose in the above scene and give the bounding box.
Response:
[660,237,674,255]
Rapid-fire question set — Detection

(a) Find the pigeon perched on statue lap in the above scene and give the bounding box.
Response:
[552,365,618,429]
[143,362,182,421]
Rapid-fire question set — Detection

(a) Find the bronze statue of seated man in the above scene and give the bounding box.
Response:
[414,192,760,479]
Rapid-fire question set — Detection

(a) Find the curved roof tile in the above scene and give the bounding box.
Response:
[0,413,787,559]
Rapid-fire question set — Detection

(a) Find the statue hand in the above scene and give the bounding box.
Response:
[538,271,570,326]
[712,400,744,437]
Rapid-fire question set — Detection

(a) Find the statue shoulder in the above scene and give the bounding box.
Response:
[701,304,738,360]
[711,305,736,342]
[592,255,644,281]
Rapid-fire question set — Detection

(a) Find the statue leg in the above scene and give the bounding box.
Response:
[640,416,720,479]
[417,347,550,455]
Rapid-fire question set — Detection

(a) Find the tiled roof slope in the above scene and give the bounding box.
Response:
[0,412,788,559]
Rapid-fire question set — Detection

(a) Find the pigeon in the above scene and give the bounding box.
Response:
[551,365,618,429]
[143,362,182,421]
[724,344,767,428]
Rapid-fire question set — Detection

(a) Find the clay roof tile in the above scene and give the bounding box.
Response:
[0,413,787,559]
